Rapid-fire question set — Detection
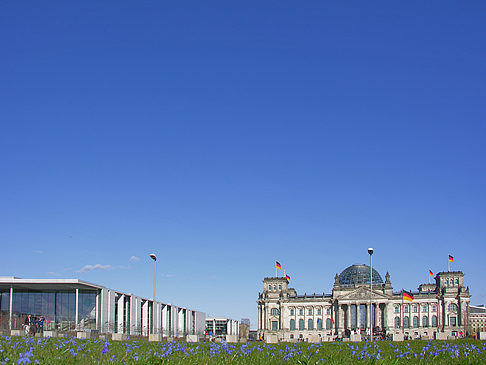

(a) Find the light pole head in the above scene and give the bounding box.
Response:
[368,247,374,255]
[149,253,157,261]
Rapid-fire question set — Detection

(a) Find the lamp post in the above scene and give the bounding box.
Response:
[368,247,374,342]
[149,253,157,335]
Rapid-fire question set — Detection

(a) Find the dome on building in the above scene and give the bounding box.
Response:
[338,264,383,287]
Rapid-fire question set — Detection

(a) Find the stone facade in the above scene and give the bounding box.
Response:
[257,265,470,342]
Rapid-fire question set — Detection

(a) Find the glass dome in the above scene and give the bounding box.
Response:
[338,264,383,287]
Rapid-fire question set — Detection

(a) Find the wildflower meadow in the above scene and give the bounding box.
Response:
[1,335,485,364]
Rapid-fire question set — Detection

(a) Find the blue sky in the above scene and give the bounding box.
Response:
[1,1,485,328]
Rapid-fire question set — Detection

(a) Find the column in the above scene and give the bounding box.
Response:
[346,305,350,329]
[75,288,79,331]
[356,304,360,330]
[9,286,13,330]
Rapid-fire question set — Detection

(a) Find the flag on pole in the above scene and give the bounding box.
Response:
[429,270,433,277]
[276,261,281,270]
[448,255,454,263]
[286,275,290,282]
[403,290,414,302]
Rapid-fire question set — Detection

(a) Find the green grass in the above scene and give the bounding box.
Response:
[1,336,485,364]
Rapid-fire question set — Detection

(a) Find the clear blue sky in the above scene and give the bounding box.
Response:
[1,1,485,328]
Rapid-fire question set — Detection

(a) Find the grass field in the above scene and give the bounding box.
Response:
[1,336,485,364]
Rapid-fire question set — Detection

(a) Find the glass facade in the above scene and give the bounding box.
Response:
[0,289,97,331]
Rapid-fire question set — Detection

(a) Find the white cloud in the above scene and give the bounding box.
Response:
[129,256,140,262]
[33,250,43,254]
[76,264,112,273]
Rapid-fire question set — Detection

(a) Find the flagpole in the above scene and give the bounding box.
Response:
[401,290,404,334]
[275,262,277,278]
[448,259,450,272]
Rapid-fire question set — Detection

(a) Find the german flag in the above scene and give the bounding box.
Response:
[276,261,281,270]
[403,291,414,302]
[286,275,290,282]
[429,270,433,277]
[448,255,454,263]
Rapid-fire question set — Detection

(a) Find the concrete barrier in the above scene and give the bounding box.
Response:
[43,330,58,338]
[149,334,163,342]
[186,335,199,342]
[435,333,447,340]
[11,330,24,336]
[265,334,278,344]
[350,334,362,342]
[77,332,91,339]
[112,333,128,341]
[226,335,238,343]
[392,333,404,341]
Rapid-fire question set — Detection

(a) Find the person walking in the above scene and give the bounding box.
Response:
[37,316,45,335]
[24,314,32,335]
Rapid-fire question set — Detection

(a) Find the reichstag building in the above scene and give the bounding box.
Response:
[257,264,470,342]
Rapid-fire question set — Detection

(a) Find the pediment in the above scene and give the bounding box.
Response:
[336,286,389,301]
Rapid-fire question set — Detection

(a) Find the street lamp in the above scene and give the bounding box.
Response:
[149,253,157,335]
[368,247,374,342]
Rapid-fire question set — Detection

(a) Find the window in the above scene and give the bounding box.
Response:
[394,317,400,328]
[448,303,457,312]
[299,309,303,316]
[308,308,313,315]
[422,316,429,327]
[432,305,437,312]
[270,308,279,316]
[273,285,277,290]
[317,318,322,330]
[326,318,332,330]
[404,305,409,313]
[395,306,400,314]
[326,308,331,315]
[299,319,304,330]
[413,316,419,328]
[268,285,272,291]
[290,309,294,316]
[290,319,295,330]
[271,321,278,331]
[279,285,282,290]
[455,279,459,285]
[413,305,418,313]
[308,319,314,330]
[403,316,410,328]
[450,317,457,327]
[317,308,322,315]
[432,315,438,327]
[290,334,294,339]
[422,305,427,313]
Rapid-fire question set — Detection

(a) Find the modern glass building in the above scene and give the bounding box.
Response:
[0,277,206,337]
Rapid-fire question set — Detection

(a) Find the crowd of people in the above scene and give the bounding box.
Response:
[23,314,46,336]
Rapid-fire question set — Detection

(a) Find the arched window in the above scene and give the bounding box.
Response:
[456,279,459,285]
[273,285,277,290]
[270,308,279,316]
[394,317,400,328]
[326,318,332,330]
[268,285,272,291]
[403,316,410,328]
[298,319,304,330]
[431,315,438,327]
[279,285,282,290]
[413,316,419,328]
[422,316,429,327]
[317,318,322,330]
[290,319,295,330]
[308,319,314,330]
[448,303,458,312]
